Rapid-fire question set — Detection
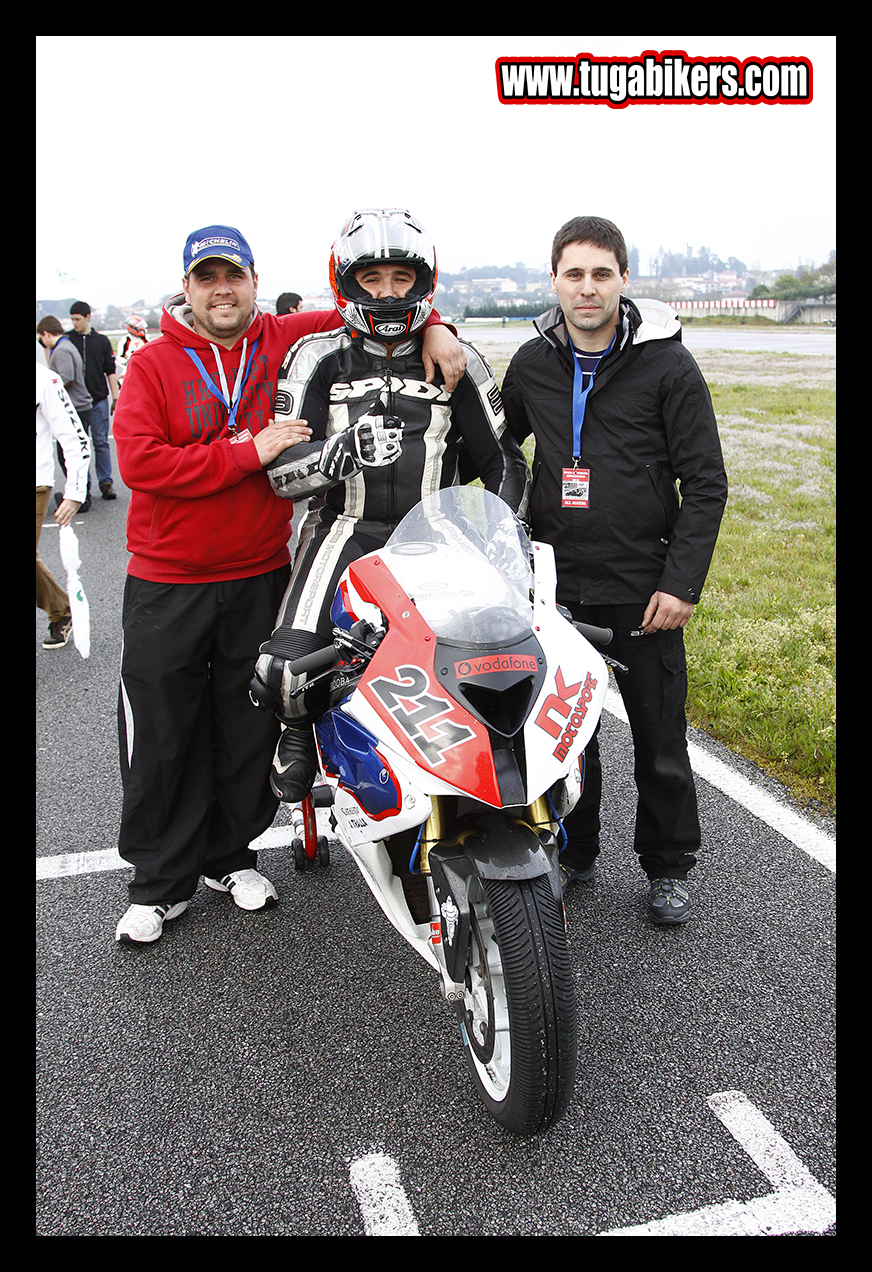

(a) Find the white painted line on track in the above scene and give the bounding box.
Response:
[36,849,127,879]
[349,1153,420,1236]
[34,820,330,880]
[598,1090,835,1236]
[604,687,835,873]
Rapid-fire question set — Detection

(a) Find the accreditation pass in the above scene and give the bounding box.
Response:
[562,466,590,508]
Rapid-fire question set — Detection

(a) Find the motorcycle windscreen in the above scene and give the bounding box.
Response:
[346,553,504,806]
[376,486,535,645]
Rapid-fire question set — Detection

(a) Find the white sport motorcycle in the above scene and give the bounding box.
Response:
[286,487,614,1135]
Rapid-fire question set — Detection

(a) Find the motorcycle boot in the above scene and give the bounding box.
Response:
[271,723,318,802]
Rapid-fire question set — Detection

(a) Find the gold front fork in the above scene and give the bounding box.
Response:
[523,794,556,837]
[420,794,556,874]
[419,796,447,874]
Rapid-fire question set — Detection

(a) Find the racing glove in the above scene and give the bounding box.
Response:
[319,413,404,482]
[268,414,405,499]
[249,628,333,724]
[353,413,404,466]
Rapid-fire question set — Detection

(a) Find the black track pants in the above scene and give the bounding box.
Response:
[562,602,701,881]
[117,567,290,904]
[274,508,394,643]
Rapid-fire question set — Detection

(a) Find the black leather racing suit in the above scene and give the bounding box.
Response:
[255,326,531,724]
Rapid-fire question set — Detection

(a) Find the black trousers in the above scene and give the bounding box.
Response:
[117,567,290,904]
[562,602,700,881]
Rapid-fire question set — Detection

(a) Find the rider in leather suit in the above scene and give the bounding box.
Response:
[250,207,530,802]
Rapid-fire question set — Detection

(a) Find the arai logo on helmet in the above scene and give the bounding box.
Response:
[374,320,409,336]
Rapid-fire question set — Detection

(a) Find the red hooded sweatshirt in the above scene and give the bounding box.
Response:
[114,298,452,583]
[113,297,346,583]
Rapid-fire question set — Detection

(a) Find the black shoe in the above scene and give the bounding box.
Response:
[270,725,318,802]
[649,878,691,925]
[559,862,596,895]
[100,480,117,500]
[43,617,72,649]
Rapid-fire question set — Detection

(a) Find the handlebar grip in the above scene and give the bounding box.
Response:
[574,622,613,646]
[288,644,337,675]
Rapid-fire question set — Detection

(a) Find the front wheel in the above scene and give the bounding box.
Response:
[456,873,578,1135]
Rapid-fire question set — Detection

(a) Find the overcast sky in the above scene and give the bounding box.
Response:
[36,35,835,308]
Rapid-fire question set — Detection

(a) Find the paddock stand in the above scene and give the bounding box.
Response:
[289,786,333,870]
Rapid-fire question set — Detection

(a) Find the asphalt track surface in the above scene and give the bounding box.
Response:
[36,439,835,1237]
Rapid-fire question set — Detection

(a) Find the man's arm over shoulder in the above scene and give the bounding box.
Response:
[274,308,342,343]
[273,305,454,343]
[274,305,464,389]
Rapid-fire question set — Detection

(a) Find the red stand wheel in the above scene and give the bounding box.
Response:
[302,792,318,861]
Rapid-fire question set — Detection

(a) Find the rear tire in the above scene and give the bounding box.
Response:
[456,873,578,1135]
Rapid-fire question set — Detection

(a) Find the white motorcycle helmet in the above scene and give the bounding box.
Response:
[329,207,437,341]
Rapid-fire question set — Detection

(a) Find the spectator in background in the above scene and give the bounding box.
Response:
[115,314,149,386]
[36,316,94,511]
[276,291,303,315]
[68,301,119,500]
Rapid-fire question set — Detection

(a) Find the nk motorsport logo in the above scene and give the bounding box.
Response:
[496,49,813,108]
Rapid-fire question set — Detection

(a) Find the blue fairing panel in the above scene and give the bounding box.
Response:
[316,709,402,818]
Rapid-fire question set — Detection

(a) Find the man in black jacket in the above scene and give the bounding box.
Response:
[502,215,727,926]
[68,301,119,500]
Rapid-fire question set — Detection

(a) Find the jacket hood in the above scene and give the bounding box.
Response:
[534,296,682,354]
[160,291,264,349]
[629,297,683,344]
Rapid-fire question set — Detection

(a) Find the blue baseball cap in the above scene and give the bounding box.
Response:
[183,225,254,275]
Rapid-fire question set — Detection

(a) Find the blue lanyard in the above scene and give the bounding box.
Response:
[569,331,615,462]
[183,338,258,435]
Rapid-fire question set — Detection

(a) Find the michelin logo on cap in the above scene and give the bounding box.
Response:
[183,224,254,274]
[193,237,241,258]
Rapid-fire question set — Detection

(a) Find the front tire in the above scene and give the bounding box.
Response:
[457,873,577,1135]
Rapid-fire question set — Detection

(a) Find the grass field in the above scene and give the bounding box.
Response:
[478,336,836,815]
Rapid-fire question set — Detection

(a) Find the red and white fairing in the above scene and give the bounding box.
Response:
[324,490,608,847]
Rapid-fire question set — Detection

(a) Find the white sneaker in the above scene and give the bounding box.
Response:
[115,901,188,944]
[203,868,278,911]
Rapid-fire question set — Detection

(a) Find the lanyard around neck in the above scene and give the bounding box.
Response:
[183,338,258,434]
[569,330,615,462]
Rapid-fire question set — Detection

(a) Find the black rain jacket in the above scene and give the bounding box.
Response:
[502,297,727,608]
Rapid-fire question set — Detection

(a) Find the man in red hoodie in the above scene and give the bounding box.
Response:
[113,225,465,944]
